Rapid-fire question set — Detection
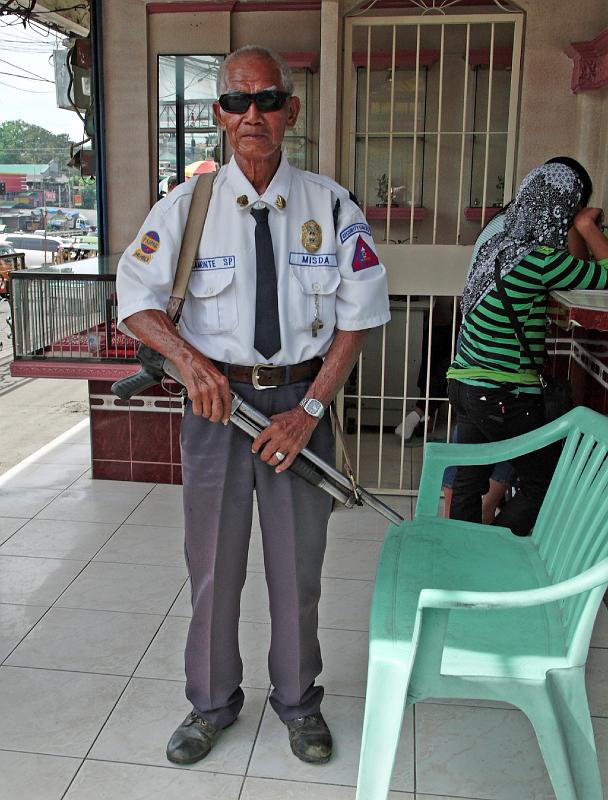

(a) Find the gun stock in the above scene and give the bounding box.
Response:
[110,344,167,399]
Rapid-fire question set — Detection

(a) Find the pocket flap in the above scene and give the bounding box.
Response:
[188,268,235,298]
[291,265,341,296]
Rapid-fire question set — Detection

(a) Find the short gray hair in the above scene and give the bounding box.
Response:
[217,46,294,97]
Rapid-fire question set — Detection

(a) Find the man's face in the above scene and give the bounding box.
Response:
[213,55,300,163]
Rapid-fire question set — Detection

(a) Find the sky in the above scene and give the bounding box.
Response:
[0,14,85,144]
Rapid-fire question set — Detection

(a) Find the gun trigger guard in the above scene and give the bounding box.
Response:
[161,375,182,396]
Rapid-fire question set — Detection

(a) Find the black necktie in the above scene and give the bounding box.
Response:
[250,206,281,360]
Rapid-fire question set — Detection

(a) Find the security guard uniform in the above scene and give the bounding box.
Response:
[117,154,390,727]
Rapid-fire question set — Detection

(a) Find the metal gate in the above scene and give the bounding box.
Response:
[339,9,524,495]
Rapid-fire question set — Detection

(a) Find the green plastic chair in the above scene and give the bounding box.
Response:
[356,406,608,800]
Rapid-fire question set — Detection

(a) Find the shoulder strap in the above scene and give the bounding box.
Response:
[166,173,215,323]
[493,261,541,374]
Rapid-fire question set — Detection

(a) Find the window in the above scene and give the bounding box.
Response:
[355,66,427,212]
[283,68,317,171]
[158,55,224,191]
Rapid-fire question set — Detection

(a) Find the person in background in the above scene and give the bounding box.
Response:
[441,157,593,521]
[447,162,608,535]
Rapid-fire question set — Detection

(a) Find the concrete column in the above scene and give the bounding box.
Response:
[102,0,150,255]
[319,0,340,180]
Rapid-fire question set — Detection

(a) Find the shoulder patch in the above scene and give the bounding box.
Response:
[132,230,160,265]
[340,222,371,244]
[352,236,379,272]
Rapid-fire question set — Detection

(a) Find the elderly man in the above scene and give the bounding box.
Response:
[116,45,390,765]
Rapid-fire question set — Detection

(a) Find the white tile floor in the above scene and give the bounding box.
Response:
[1,420,608,800]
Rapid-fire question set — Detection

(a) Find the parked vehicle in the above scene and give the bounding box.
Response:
[0,233,69,268]
[0,243,24,297]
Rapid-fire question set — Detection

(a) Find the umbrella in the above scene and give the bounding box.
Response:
[185,160,217,178]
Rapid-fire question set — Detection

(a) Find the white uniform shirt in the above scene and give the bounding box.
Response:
[117,155,390,366]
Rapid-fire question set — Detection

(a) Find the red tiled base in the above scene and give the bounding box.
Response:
[93,460,133,481]
[89,380,183,485]
[132,462,173,483]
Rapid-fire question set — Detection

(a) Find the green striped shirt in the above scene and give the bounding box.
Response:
[448,246,608,390]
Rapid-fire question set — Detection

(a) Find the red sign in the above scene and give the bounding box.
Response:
[74,193,82,206]
[45,190,56,201]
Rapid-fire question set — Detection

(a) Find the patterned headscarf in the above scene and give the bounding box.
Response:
[461,163,584,318]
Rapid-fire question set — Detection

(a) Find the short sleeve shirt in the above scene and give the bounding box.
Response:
[117,155,391,366]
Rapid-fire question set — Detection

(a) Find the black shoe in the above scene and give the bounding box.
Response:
[284,712,332,764]
[166,712,223,764]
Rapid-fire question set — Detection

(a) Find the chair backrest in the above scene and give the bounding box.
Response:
[532,406,608,662]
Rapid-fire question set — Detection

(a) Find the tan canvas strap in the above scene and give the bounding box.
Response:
[166,172,215,323]
[330,402,362,503]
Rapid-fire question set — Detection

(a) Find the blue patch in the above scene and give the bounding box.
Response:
[141,230,160,255]
[193,256,235,271]
[339,222,371,244]
[289,252,338,267]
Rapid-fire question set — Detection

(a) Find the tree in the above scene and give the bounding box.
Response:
[0,120,73,166]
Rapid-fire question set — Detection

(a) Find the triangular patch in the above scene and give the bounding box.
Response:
[352,235,379,272]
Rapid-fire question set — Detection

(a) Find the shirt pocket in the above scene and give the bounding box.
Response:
[289,265,341,333]
[185,268,238,333]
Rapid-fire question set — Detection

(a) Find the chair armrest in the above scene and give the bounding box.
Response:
[417,558,608,611]
[415,410,575,517]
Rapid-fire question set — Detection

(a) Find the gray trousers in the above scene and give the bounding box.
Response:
[180,380,334,728]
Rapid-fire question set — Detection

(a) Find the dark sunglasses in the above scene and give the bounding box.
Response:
[218,90,291,114]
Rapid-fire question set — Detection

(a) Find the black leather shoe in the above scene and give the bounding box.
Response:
[166,712,222,764]
[284,712,332,764]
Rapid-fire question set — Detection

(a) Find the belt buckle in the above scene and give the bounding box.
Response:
[252,362,277,390]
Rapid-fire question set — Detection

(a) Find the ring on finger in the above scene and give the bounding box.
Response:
[275,450,286,462]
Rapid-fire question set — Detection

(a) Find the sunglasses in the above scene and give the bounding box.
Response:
[218,90,291,114]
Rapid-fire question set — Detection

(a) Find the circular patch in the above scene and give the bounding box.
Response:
[141,230,160,255]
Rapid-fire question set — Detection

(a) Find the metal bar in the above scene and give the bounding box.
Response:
[480,23,495,229]
[422,295,434,447]
[349,13,522,27]
[409,24,421,245]
[356,350,363,479]
[176,56,186,185]
[363,26,372,215]
[398,295,412,489]
[432,25,445,245]
[455,23,471,246]
[377,322,388,487]
[504,18,522,202]
[385,25,397,244]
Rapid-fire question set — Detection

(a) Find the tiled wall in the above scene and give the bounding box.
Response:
[89,381,183,484]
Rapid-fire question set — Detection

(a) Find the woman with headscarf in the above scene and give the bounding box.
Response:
[447,162,608,536]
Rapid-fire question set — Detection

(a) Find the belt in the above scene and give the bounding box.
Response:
[212,358,322,390]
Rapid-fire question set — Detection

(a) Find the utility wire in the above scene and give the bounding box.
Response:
[0,76,52,92]
[0,55,54,81]
[0,69,52,82]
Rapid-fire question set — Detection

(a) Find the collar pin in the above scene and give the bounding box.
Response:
[275,195,286,210]
[237,194,249,207]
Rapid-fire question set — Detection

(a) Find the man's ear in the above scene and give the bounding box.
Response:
[213,101,225,129]
[286,95,301,129]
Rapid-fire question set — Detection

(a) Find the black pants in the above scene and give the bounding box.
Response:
[447,379,561,536]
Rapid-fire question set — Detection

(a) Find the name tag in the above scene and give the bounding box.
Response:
[193,256,235,271]
[339,222,371,243]
[289,252,338,267]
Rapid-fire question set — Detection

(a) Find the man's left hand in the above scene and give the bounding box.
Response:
[252,406,319,473]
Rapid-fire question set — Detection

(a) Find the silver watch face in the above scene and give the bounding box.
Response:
[303,398,324,417]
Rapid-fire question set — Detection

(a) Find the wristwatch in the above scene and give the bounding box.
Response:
[299,397,325,419]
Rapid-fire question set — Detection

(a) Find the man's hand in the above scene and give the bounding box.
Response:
[123,309,232,423]
[176,352,232,423]
[251,405,319,473]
